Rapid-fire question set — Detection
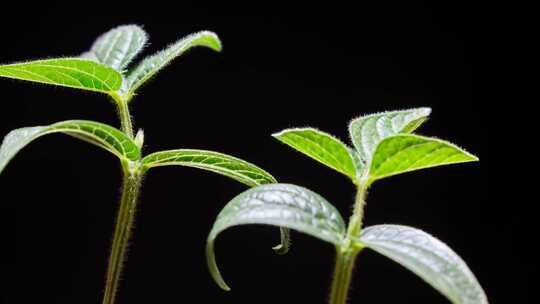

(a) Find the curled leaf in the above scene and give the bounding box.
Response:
[142,149,290,252]
[126,31,222,94]
[85,24,148,71]
[207,184,346,290]
[348,108,431,162]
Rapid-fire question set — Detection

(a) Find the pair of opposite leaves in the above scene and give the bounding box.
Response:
[0,25,487,304]
[0,25,277,186]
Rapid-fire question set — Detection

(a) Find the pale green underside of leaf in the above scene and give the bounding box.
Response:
[369,134,478,182]
[207,184,345,290]
[142,149,276,187]
[126,31,222,94]
[358,225,488,304]
[86,25,148,71]
[273,128,358,181]
[0,120,140,174]
[349,107,431,162]
[0,58,123,94]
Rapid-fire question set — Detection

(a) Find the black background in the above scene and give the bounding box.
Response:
[0,1,522,304]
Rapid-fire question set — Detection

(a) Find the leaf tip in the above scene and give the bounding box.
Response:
[206,236,232,292]
[272,227,291,255]
[272,128,300,140]
[271,130,285,138]
[272,243,291,255]
[418,106,432,116]
[271,127,315,138]
[198,31,223,52]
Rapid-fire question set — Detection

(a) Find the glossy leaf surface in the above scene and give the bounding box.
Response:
[0,58,122,94]
[369,134,478,182]
[358,225,488,304]
[207,184,346,290]
[86,25,148,70]
[126,31,221,94]
[348,108,431,161]
[142,149,276,187]
[273,128,358,180]
[0,120,140,174]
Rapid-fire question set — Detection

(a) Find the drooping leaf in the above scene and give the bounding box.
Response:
[0,58,123,94]
[143,149,293,254]
[207,184,346,290]
[85,25,148,71]
[0,120,140,174]
[126,31,222,94]
[369,134,478,183]
[273,128,359,181]
[358,225,488,304]
[142,149,276,187]
[348,108,431,162]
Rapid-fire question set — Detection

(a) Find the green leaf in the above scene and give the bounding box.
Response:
[143,149,290,255]
[369,134,478,182]
[358,225,488,304]
[142,149,276,187]
[0,58,123,94]
[0,120,140,174]
[85,25,148,71]
[348,108,431,162]
[273,128,358,181]
[126,31,222,94]
[207,184,346,290]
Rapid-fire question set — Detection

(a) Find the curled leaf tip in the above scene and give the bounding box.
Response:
[272,227,291,255]
[201,31,223,52]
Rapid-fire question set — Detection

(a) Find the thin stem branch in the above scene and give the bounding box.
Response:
[349,180,369,237]
[116,99,134,139]
[102,172,142,304]
[352,189,366,228]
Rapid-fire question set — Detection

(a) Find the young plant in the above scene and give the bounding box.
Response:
[207,108,489,303]
[0,25,289,304]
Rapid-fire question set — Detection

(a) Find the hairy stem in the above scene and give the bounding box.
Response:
[102,96,139,304]
[102,172,142,304]
[328,180,369,304]
[350,181,369,237]
[329,248,359,304]
[116,99,134,138]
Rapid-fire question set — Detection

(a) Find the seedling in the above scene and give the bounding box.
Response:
[207,108,489,303]
[0,25,287,304]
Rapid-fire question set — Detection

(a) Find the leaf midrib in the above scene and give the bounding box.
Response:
[1,61,119,92]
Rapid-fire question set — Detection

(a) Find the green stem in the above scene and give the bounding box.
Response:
[349,181,369,237]
[102,94,140,304]
[116,99,134,138]
[329,248,359,304]
[102,172,142,304]
[328,180,370,304]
